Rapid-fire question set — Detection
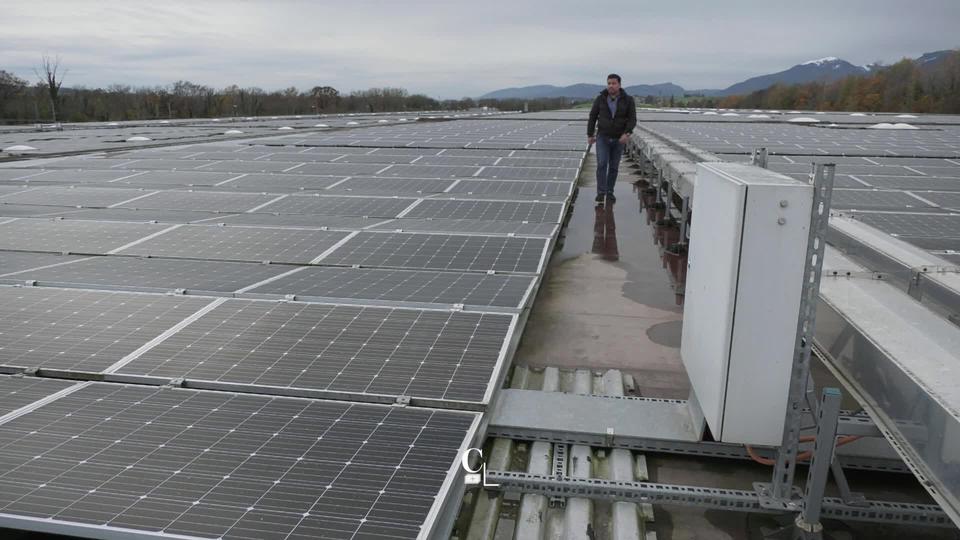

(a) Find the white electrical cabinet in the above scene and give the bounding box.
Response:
[681,162,813,446]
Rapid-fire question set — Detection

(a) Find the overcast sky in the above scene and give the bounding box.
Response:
[3,1,958,98]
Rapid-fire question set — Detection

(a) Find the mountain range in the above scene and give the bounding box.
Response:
[478,50,954,100]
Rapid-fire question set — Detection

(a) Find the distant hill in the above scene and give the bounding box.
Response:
[916,49,953,69]
[479,49,956,101]
[692,57,870,97]
[716,49,960,114]
[479,82,684,100]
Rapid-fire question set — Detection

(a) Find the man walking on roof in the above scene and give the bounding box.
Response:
[587,74,637,204]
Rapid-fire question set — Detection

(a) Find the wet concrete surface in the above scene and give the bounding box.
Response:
[517,150,689,398]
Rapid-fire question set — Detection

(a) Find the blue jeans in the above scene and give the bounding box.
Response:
[595,135,624,194]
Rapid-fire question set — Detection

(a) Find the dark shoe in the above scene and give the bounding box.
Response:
[606,193,617,203]
[595,193,605,203]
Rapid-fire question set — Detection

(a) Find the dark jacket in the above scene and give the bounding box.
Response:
[587,89,637,138]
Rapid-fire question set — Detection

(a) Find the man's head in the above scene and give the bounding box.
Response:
[606,74,622,95]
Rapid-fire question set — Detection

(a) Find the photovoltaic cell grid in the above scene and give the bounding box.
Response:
[2,256,294,294]
[0,382,478,539]
[651,122,960,158]
[119,301,513,403]
[0,116,583,539]
[0,219,169,254]
[256,195,417,218]
[249,267,535,309]
[0,252,86,277]
[0,287,209,372]
[369,218,558,237]
[405,199,564,223]
[321,232,547,273]
[0,375,77,416]
[119,226,349,264]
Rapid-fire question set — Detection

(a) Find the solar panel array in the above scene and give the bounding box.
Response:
[0,116,584,538]
[648,121,960,260]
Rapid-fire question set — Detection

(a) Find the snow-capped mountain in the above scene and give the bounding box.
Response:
[713,57,869,96]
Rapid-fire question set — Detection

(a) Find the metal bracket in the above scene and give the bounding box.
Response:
[796,388,842,536]
[394,395,411,407]
[486,471,952,527]
[549,443,568,508]
[771,163,836,502]
[755,482,802,511]
[751,147,769,169]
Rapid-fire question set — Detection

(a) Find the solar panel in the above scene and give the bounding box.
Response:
[115,191,277,213]
[191,160,304,174]
[27,208,235,224]
[0,219,169,254]
[105,170,239,187]
[449,180,573,198]
[496,157,582,168]
[293,163,390,176]
[479,166,577,181]
[117,301,514,403]
[320,232,547,273]
[0,169,136,184]
[855,213,960,239]
[829,189,936,211]
[333,154,420,164]
[381,165,481,178]
[0,204,87,218]
[0,382,478,539]
[412,156,500,167]
[9,256,294,293]
[915,191,960,210]
[862,175,960,192]
[119,225,349,264]
[0,287,209,372]
[0,252,85,278]
[329,177,454,194]
[0,375,78,415]
[248,266,535,308]
[437,149,512,158]
[0,187,152,208]
[217,173,346,192]
[405,199,564,223]
[256,195,416,218]
[215,213,380,230]
[371,218,558,237]
[366,148,442,157]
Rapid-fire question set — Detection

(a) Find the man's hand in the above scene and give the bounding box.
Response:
[588,136,596,145]
[618,133,629,145]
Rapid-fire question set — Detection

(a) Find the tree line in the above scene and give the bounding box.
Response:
[713,50,960,113]
[0,61,576,124]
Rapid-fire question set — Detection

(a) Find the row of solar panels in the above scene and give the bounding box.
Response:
[0,118,585,538]
[654,122,960,157]
[652,120,960,263]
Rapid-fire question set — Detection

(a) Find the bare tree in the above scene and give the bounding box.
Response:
[34,54,67,122]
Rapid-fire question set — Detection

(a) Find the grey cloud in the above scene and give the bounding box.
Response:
[2,0,957,98]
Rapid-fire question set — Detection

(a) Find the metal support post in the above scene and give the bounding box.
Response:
[752,147,769,168]
[793,388,842,539]
[679,196,690,246]
[665,180,675,213]
[766,164,837,504]
[656,169,664,203]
